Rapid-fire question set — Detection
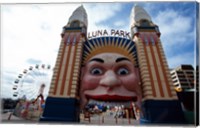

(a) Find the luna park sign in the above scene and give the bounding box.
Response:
[87,29,131,39]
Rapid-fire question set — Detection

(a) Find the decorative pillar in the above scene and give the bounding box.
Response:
[40,5,88,122]
[130,5,186,124]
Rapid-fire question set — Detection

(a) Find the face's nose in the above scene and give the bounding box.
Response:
[100,70,121,88]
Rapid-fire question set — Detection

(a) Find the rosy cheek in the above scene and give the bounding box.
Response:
[81,74,101,90]
[120,74,139,91]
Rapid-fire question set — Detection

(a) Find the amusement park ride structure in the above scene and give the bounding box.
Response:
[10,64,52,120]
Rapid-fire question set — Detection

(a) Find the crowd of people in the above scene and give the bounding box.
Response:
[84,102,140,120]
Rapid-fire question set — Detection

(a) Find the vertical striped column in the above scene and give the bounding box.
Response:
[48,31,84,99]
[67,36,84,98]
[48,33,69,96]
[134,31,177,100]
[151,33,177,99]
[135,36,156,100]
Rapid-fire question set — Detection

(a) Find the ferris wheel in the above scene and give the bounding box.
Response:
[12,64,53,101]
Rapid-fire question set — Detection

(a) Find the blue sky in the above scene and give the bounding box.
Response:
[1,2,198,98]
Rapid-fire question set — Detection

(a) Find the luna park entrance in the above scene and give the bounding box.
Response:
[80,101,140,125]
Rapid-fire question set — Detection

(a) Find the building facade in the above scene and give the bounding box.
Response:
[170,65,195,92]
[170,65,196,124]
[40,5,187,124]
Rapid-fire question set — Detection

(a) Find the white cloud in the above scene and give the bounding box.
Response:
[85,3,123,31]
[1,4,81,67]
[114,20,126,27]
[154,9,193,44]
[152,8,195,68]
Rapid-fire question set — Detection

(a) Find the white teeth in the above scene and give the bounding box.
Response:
[87,99,133,108]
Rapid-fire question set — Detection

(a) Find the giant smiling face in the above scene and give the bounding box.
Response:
[80,53,142,110]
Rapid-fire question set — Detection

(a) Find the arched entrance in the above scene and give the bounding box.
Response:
[79,36,141,124]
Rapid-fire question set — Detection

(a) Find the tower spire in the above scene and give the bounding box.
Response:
[67,5,88,28]
[130,5,152,28]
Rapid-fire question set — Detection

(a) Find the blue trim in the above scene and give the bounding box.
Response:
[40,97,80,122]
[140,100,188,124]
[138,26,158,30]
[63,27,82,31]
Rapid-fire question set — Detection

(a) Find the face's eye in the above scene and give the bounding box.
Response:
[90,68,103,75]
[117,67,129,75]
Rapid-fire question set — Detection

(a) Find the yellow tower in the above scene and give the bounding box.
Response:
[130,5,185,123]
[40,5,87,122]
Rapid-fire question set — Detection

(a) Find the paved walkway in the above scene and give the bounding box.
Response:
[1,112,140,125]
[80,114,140,125]
[1,112,36,123]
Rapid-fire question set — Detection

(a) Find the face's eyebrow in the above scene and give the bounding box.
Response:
[89,58,104,63]
[116,57,131,63]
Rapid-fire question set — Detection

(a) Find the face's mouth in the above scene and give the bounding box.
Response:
[86,94,137,101]
[85,94,137,108]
